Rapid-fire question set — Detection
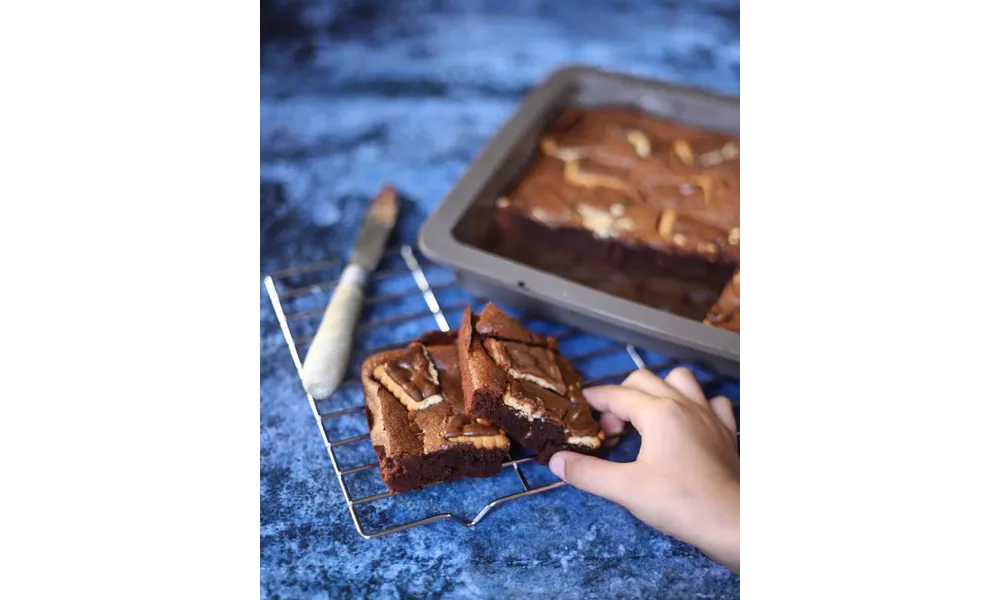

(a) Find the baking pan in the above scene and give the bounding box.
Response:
[418,65,739,377]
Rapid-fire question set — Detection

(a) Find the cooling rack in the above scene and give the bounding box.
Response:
[264,244,738,539]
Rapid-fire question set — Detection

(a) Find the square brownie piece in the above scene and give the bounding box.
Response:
[704,270,739,332]
[362,331,511,494]
[457,303,604,464]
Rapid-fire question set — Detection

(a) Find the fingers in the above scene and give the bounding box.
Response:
[613,367,710,405]
[582,385,658,432]
[709,395,738,436]
[600,412,625,447]
[549,451,638,506]
[665,369,734,439]
[664,367,708,404]
[621,369,676,397]
[584,368,710,435]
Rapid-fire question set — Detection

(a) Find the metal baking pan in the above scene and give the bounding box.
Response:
[418,65,739,377]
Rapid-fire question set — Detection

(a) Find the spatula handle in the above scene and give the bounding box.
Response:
[300,264,366,400]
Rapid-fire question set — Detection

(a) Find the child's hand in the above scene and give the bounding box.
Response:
[548,367,740,572]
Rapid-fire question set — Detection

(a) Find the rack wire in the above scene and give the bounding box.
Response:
[264,244,738,539]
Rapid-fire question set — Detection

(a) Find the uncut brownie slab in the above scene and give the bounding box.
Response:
[362,331,511,494]
[704,270,739,333]
[458,303,604,465]
[494,107,740,329]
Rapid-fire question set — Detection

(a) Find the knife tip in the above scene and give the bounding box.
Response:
[372,184,400,222]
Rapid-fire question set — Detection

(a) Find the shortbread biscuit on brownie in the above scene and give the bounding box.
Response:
[457,303,604,464]
[362,331,510,493]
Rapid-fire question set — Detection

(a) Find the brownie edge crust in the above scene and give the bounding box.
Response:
[362,334,510,494]
[458,303,604,465]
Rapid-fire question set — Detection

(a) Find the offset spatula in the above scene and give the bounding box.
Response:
[301,186,400,400]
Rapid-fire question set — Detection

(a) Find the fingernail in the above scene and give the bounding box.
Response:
[548,452,566,480]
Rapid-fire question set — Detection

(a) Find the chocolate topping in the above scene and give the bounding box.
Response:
[564,404,601,436]
[443,415,501,439]
[382,343,439,402]
[510,379,572,417]
[563,365,586,405]
[475,302,554,348]
[505,107,739,258]
[414,329,458,347]
[509,380,600,436]
[485,338,566,395]
[554,357,598,435]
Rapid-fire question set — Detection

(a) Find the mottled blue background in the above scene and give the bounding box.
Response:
[261,1,739,598]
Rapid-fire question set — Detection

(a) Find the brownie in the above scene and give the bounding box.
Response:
[457,303,604,465]
[494,107,740,324]
[362,331,511,493]
[704,270,739,332]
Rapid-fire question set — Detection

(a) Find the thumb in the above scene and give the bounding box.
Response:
[549,451,638,507]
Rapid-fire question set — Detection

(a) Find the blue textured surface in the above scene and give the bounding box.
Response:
[261,1,739,597]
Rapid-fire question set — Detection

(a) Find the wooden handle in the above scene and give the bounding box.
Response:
[300,265,366,399]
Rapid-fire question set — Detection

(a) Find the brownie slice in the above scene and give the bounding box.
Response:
[457,303,604,465]
[362,331,511,494]
[495,107,739,288]
[704,270,740,332]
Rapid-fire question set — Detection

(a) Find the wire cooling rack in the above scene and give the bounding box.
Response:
[264,244,739,539]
